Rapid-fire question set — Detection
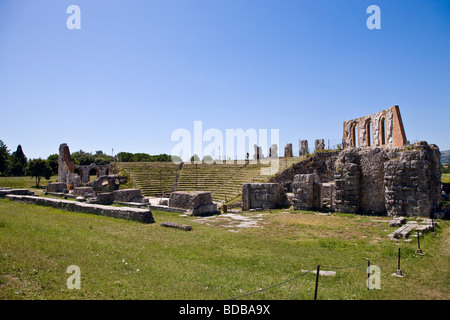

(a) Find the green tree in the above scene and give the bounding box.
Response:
[0,140,10,176]
[170,155,183,163]
[26,158,52,187]
[93,151,115,165]
[47,154,59,176]
[202,155,213,162]
[71,150,95,165]
[153,153,172,162]
[133,153,152,162]
[190,154,200,162]
[10,145,27,176]
[116,152,134,162]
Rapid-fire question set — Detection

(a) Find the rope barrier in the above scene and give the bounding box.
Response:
[227,219,441,300]
[373,253,397,268]
[321,261,368,270]
[228,257,394,300]
[229,268,316,300]
[228,235,429,300]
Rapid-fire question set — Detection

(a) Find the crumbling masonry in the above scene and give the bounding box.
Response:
[343,105,407,149]
[244,106,442,218]
[57,143,111,186]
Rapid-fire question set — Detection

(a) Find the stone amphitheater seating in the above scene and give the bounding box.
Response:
[118,157,302,203]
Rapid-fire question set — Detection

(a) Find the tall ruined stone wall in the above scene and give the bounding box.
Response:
[268,141,441,217]
[334,141,441,217]
[58,143,74,183]
[58,143,111,186]
[343,105,407,149]
[383,142,441,217]
[335,147,390,214]
[75,164,111,184]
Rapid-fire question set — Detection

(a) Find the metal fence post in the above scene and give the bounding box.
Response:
[314,265,320,300]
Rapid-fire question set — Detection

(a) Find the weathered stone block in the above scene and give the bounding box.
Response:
[291,174,315,210]
[242,183,287,211]
[46,183,67,193]
[73,187,95,197]
[284,143,293,158]
[299,139,309,156]
[91,189,144,205]
[315,139,325,152]
[112,189,144,203]
[169,191,218,216]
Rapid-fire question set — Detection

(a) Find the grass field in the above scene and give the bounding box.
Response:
[0,199,449,300]
[1,175,449,300]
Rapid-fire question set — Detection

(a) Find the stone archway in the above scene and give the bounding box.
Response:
[89,167,99,181]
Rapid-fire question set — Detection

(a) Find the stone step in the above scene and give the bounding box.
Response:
[387,224,416,239]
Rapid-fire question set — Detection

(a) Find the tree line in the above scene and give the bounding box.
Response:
[0,141,59,186]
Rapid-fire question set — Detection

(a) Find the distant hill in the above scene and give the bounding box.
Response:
[441,150,450,165]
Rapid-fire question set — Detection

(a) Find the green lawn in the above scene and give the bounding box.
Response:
[0,199,449,300]
[0,176,58,195]
[442,173,450,184]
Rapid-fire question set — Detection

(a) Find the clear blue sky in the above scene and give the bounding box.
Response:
[0,0,449,160]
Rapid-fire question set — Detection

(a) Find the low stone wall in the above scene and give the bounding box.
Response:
[169,191,218,216]
[0,189,34,198]
[6,194,154,223]
[242,183,287,211]
[73,187,95,197]
[90,189,144,205]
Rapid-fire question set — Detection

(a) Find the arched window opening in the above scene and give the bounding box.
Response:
[366,120,373,147]
[89,168,98,181]
[74,168,82,181]
[352,123,359,147]
[380,118,386,145]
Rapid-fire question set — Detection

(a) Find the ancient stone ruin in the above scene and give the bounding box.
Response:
[57,143,112,187]
[91,189,144,205]
[5,194,154,223]
[74,164,111,184]
[291,174,322,211]
[43,106,443,220]
[284,143,293,158]
[253,145,263,160]
[270,144,278,158]
[46,143,144,206]
[342,105,407,149]
[315,139,325,152]
[333,142,441,216]
[243,106,443,218]
[169,191,218,216]
[242,183,287,211]
[299,140,309,156]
